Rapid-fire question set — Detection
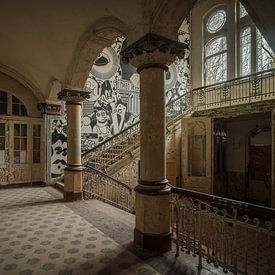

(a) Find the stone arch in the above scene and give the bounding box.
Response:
[65,16,129,90]
[0,71,41,117]
[0,64,44,102]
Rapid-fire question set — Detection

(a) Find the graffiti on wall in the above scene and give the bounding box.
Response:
[82,37,140,150]
[50,18,191,181]
[51,118,67,179]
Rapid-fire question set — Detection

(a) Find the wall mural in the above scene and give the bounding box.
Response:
[49,18,190,181]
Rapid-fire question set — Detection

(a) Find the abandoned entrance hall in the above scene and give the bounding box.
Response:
[0,0,275,274]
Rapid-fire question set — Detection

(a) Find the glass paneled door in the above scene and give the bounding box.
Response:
[0,119,44,185]
[0,120,9,184]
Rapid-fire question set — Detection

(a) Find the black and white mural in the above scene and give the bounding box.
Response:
[49,18,191,181]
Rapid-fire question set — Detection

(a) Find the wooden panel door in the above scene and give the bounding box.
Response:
[181,117,213,194]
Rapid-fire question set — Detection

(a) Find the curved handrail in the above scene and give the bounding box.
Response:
[85,164,132,192]
[192,67,275,92]
[171,185,275,219]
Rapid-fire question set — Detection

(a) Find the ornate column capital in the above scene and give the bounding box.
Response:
[37,103,61,115]
[57,89,90,104]
[121,32,188,72]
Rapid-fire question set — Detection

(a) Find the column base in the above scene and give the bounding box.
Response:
[134,228,171,252]
[64,191,83,202]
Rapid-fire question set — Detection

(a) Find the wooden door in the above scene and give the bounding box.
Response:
[0,120,9,184]
[181,117,213,194]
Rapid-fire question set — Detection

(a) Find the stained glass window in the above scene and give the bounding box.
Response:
[256,29,275,71]
[240,27,251,76]
[207,10,226,33]
[205,37,227,85]
[240,3,248,18]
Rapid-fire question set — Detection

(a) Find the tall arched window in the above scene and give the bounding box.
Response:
[204,8,228,85]
[238,2,274,75]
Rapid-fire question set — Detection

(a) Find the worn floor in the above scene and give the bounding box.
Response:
[0,187,225,275]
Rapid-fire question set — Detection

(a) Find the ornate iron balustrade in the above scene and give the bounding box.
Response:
[190,68,275,111]
[83,165,135,213]
[170,186,275,274]
[82,93,187,171]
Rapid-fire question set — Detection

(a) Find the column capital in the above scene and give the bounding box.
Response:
[57,89,90,104]
[37,102,61,115]
[121,32,187,72]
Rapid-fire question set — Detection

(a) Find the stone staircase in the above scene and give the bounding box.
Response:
[82,93,189,174]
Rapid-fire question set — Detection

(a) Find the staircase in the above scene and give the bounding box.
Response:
[81,93,190,211]
[82,93,189,172]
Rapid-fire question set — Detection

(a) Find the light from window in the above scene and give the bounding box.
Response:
[240,3,248,18]
[12,96,27,116]
[256,29,275,72]
[205,37,227,85]
[14,124,27,164]
[207,10,226,33]
[33,125,41,163]
[0,91,8,115]
[240,27,252,76]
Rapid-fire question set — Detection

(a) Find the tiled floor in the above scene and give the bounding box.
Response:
[0,187,227,275]
[0,187,158,275]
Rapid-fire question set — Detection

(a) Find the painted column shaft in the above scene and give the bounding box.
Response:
[66,103,82,166]
[140,67,166,182]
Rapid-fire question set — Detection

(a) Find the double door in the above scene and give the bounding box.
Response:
[0,118,44,185]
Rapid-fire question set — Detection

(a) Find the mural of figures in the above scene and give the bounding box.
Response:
[50,19,191,181]
[51,119,67,179]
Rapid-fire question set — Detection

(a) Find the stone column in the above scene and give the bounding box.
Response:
[121,33,187,252]
[57,89,90,201]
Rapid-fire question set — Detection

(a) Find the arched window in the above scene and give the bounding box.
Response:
[0,91,28,116]
[238,2,274,75]
[204,8,227,85]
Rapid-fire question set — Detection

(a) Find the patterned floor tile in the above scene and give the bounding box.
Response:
[0,187,159,275]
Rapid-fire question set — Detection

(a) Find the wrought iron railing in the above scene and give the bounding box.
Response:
[83,165,135,213]
[170,186,275,274]
[190,68,275,111]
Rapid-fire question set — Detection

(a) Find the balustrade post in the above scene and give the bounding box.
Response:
[121,33,186,252]
[58,89,90,201]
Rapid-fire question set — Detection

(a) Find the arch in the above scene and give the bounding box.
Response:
[0,72,41,117]
[65,16,129,90]
[0,64,44,102]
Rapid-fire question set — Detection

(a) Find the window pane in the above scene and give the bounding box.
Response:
[33,125,40,137]
[207,10,226,34]
[20,151,27,164]
[33,151,40,164]
[0,123,4,136]
[33,138,40,150]
[13,104,19,115]
[0,137,5,150]
[240,3,248,18]
[14,124,20,136]
[205,53,227,85]
[0,91,7,101]
[0,102,7,114]
[21,138,27,150]
[14,151,20,164]
[21,125,27,137]
[12,96,19,103]
[256,29,275,71]
[240,27,252,76]
[21,105,27,116]
[205,37,227,57]
[14,137,20,150]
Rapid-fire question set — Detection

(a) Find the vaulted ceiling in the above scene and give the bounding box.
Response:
[0,0,274,102]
